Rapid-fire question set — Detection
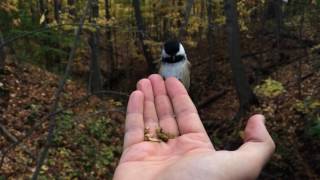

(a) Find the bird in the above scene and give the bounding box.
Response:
[159,40,191,90]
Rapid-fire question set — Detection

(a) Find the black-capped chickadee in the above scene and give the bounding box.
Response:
[159,40,191,90]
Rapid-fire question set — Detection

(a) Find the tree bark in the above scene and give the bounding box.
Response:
[88,0,103,94]
[198,0,206,41]
[0,30,5,73]
[104,0,115,89]
[207,0,215,81]
[224,0,257,110]
[29,0,37,23]
[89,30,103,94]
[38,0,53,69]
[67,0,76,16]
[53,0,61,23]
[133,0,156,73]
[31,2,91,179]
[297,2,307,99]
[275,0,283,60]
[38,0,48,24]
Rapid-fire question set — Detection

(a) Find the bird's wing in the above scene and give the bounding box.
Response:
[180,60,191,90]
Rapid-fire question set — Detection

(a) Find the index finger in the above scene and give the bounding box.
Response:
[165,77,207,134]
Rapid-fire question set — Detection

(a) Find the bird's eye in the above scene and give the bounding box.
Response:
[175,55,184,61]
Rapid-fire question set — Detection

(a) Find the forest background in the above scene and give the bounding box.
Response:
[1,0,320,179]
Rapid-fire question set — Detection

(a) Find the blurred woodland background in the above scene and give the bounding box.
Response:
[0,0,320,179]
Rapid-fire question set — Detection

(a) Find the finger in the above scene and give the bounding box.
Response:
[137,78,159,135]
[149,74,179,136]
[123,90,144,149]
[165,77,207,134]
[236,114,276,177]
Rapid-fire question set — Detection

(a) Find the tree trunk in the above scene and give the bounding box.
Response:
[297,2,307,99]
[224,0,257,110]
[207,0,215,81]
[38,0,48,24]
[133,0,156,73]
[178,0,195,40]
[39,0,44,13]
[198,0,206,41]
[0,31,5,73]
[29,0,37,23]
[53,0,61,23]
[104,0,115,89]
[38,0,53,69]
[88,0,103,94]
[67,0,76,17]
[105,0,111,19]
[89,31,103,94]
[275,0,283,61]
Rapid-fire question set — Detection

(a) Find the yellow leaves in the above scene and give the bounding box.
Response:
[113,3,132,18]
[114,101,122,106]
[214,16,226,25]
[254,78,285,98]
[237,0,260,32]
[310,43,320,53]
[62,24,76,31]
[310,101,320,109]
[47,20,58,28]
[98,16,117,26]
[293,97,320,114]
[143,40,162,47]
[144,40,162,57]
[238,20,248,31]
[294,100,306,113]
[187,16,202,34]
[58,147,71,158]
[165,11,180,19]
[12,18,21,27]
[108,99,123,107]
[41,165,49,172]
[184,38,197,48]
[239,130,245,140]
[0,2,18,13]
[83,23,97,32]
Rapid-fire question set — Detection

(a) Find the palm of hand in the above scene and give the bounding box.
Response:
[114,75,275,180]
[116,133,216,179]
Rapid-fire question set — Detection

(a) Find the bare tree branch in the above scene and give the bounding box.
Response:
[196,90,228,109]
[0,30,5,73]
[31,1,91,179]
[0,123,36,160]
[133,0,156,73]
[0,89,128,170]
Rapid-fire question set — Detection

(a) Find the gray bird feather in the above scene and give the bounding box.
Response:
[159,59,191,90]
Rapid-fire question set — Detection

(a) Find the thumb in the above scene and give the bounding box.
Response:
[236,114,276,177]
[243,114,275,147]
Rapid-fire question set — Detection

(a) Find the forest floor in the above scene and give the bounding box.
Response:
[1,34,320,179]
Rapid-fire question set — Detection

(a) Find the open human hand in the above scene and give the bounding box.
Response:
[113,74,275,180]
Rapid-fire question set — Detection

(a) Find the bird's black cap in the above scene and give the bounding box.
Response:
[164,40,180,56]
